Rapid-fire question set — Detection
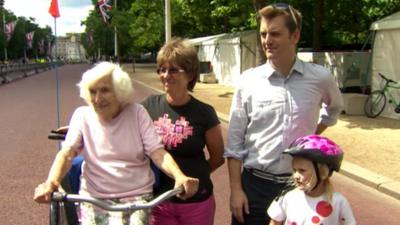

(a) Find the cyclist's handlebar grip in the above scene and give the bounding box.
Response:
[48,131,66,140]
[51,192,66,201]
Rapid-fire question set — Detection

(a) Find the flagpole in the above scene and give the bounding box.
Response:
[2,12,7,61]
[165,0,171,43]
[114,0,117,61]
[54,16,60,129]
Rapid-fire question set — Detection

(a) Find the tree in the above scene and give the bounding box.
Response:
[253,0,266,65]
[312,0,323,51]
[82,8,115,59]
[128,0,164,53]
[81,0,400,60]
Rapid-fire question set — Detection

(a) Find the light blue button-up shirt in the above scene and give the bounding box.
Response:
[224,59,343,175]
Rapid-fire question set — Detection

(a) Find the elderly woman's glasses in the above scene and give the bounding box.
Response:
[156,67,185,75]
[272,3,298,29]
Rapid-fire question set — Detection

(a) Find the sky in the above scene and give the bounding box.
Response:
[4,0,94,36]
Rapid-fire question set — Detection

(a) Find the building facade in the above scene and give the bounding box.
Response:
[52,33,86,62]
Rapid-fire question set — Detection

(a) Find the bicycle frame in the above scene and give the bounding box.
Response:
[383,82,400,108]
[364,73,400,118]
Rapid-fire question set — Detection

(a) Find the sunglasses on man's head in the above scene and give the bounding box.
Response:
[272,3,298,29]
[156,67,185,75]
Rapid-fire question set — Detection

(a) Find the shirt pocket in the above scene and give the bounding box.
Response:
[291,98,321,124]
[249,99,282,122]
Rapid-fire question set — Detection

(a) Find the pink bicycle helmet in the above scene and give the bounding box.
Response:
[284,135,344,172]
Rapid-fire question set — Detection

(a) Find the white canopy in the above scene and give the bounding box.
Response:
[370,11,400,31]
[370,12,400,119]
[189,30,257,86]
[370,11,400,119]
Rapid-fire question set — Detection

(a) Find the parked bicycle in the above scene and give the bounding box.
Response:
[364,73,400,118]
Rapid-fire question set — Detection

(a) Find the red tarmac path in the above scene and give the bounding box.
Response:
[1,64,399,225]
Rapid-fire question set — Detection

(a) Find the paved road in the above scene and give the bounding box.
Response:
[1,64,399,225]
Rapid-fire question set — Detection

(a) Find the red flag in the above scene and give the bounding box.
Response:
[49,0,60,18]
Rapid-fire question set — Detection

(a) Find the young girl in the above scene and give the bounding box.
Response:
[267,135,356,225]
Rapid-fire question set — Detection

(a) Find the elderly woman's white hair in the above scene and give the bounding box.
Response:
[77,61,134,106]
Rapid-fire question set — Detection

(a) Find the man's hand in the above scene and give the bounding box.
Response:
[230,188,250,223]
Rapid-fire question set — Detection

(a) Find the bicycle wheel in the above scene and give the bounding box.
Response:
[364,90,386,118]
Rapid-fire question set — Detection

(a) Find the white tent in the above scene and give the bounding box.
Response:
[188,30,257,86]
[370,11,400,119]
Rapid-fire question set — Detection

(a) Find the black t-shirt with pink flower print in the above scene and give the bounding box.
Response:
[142,94,220,203]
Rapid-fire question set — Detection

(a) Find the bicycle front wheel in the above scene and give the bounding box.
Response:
[364,91,386,118]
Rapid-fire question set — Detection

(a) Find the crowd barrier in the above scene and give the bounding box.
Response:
[0,62,64,84]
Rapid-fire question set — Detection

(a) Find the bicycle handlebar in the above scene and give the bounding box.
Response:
[51,186,183,212]
[379,73,397,84]
[48,130,66,140]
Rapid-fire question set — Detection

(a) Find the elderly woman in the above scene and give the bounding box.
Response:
[33,62,199,225]
[142,38,225,225]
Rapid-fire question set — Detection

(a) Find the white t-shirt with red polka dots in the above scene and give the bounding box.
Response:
[267,188,356,225]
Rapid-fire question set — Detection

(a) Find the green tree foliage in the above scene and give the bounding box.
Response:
[79,0,400,59]
[295,0,400,49]
[168,0,256,38]
[0,9,54,62]
[2,0,400,61]
[209,0,256,33]
[81,9,114,59]
[128,0,164,53]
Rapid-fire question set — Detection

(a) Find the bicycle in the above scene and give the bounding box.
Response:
[364,73,400,118]
[50,186,183,225]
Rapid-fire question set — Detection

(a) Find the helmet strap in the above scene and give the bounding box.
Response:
[310,161,320,192]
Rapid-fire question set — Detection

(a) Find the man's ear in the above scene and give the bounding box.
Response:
[291,30,301,45]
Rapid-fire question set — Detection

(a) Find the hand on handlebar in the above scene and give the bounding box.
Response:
[174,176,199,200]
[33,181,60,203]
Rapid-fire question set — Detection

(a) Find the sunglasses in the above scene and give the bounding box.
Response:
[156,67,185,75]
[272,3,298,30]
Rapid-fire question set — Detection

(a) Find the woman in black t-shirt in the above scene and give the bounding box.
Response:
[142,38,225,225]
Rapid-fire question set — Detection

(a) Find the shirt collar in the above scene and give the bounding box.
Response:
[264,58,304,79]
[292,58,304,76]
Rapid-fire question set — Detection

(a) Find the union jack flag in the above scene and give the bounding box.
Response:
[38,39,45,54]
[5,21,17,42]
[97,0,112,23]
[26,31,35,49]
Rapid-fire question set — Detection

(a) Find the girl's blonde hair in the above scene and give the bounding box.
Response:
[317,163,334,202]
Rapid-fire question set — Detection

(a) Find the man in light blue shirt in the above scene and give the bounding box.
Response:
[224,3,343,225]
